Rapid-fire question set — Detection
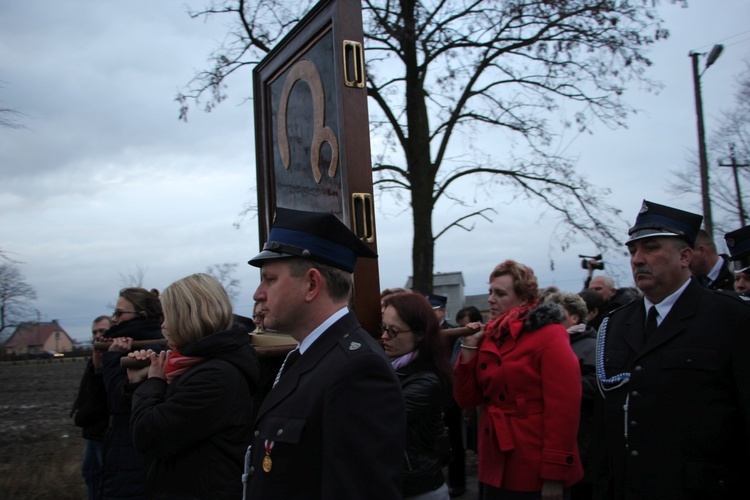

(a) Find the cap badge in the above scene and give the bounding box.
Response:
[639,201,649,214]
[349,342,361,351]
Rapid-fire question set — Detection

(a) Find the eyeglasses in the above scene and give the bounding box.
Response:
[379,323,413,339]
[112,310,138,319]
[92,328,108,335]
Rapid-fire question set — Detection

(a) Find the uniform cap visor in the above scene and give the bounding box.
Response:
[248,250,295,267]
[625,229,683,245]
[732,255,750,274]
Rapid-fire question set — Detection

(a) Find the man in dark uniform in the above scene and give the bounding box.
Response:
[691,229,735,291]
[725,225,750,299]
[593,200,750,500]
[245,207,405,499]
[428,294,454,330]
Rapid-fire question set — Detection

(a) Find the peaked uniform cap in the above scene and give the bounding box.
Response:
[426,294,447,309]
[725,225,750,273]
[248,207,377,273]
[626,200,703,246]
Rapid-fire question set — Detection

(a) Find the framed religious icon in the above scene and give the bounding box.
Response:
[253,0,380,335]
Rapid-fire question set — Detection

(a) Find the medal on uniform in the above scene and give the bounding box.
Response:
[263,440,274,472]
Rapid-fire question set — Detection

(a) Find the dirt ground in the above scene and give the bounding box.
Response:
[0,359,87,499]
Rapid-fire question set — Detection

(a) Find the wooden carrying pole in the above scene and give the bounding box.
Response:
[119,344,298,369]
[93,339,168,351]
[93,339,298,368]
[440,326,480,339]
[103,327,477,368]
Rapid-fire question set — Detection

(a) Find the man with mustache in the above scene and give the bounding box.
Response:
[593,200,750,500]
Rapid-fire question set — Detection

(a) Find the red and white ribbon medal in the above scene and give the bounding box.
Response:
[262,440,274,472]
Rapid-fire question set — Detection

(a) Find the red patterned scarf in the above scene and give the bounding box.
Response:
[165,349,206,384]
[483,300,538,344]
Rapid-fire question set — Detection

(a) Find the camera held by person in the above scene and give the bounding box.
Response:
[580,254,604,270]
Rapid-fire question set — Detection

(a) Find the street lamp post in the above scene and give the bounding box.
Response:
[690,44,723,240]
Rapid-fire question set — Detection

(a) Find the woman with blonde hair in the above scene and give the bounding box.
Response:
[127,273,259,499]
[455,260,583,499]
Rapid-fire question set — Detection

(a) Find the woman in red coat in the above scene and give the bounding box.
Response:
[454,260,583,500]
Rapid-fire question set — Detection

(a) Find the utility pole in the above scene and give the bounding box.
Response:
[718,143,750,226]
[690,44,723,239]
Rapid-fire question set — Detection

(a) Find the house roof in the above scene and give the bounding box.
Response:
[3,321,72,348]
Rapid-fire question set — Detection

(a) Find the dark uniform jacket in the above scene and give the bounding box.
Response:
[131,326,259,500]
[247,311,405,500]
[705,254,735,292]
[594,279,750,499]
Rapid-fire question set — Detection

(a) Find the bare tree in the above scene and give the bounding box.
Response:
[178,0,684,291]
[0,108,24,129]
[1,81,25,130]
[119,264,148,288]
[205,263,242,302]
[669,62,750,236]
[0,263,38,336]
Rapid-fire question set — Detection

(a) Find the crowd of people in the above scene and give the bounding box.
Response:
[70,201,750,499]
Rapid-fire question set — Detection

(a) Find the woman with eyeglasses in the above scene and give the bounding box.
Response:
[100,287,164,500]
[455,260,583,500]
[125,273,259,499]
[251,301,265,333]
[381,292,453,499]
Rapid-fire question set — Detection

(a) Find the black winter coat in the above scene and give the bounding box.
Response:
[395,360,451,497]
[593,279,750,499]
[569,326,597,483]
[131,326,259,500]
[101,317,165,500]
[71,358,109,441]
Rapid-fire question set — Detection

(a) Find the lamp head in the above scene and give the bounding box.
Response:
[705,44,724,69]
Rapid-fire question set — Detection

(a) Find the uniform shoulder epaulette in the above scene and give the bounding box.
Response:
[336,329,379,356]
[604,298,639,320]
[713,288,750,305]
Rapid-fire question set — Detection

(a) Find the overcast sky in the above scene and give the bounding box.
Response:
[2,1,749,341]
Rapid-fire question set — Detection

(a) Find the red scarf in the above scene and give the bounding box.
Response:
[165,349,206,384]
[483,300,538,345]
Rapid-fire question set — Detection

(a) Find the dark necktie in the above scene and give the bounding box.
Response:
[273,348,301,387]
[644,306,658,342]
